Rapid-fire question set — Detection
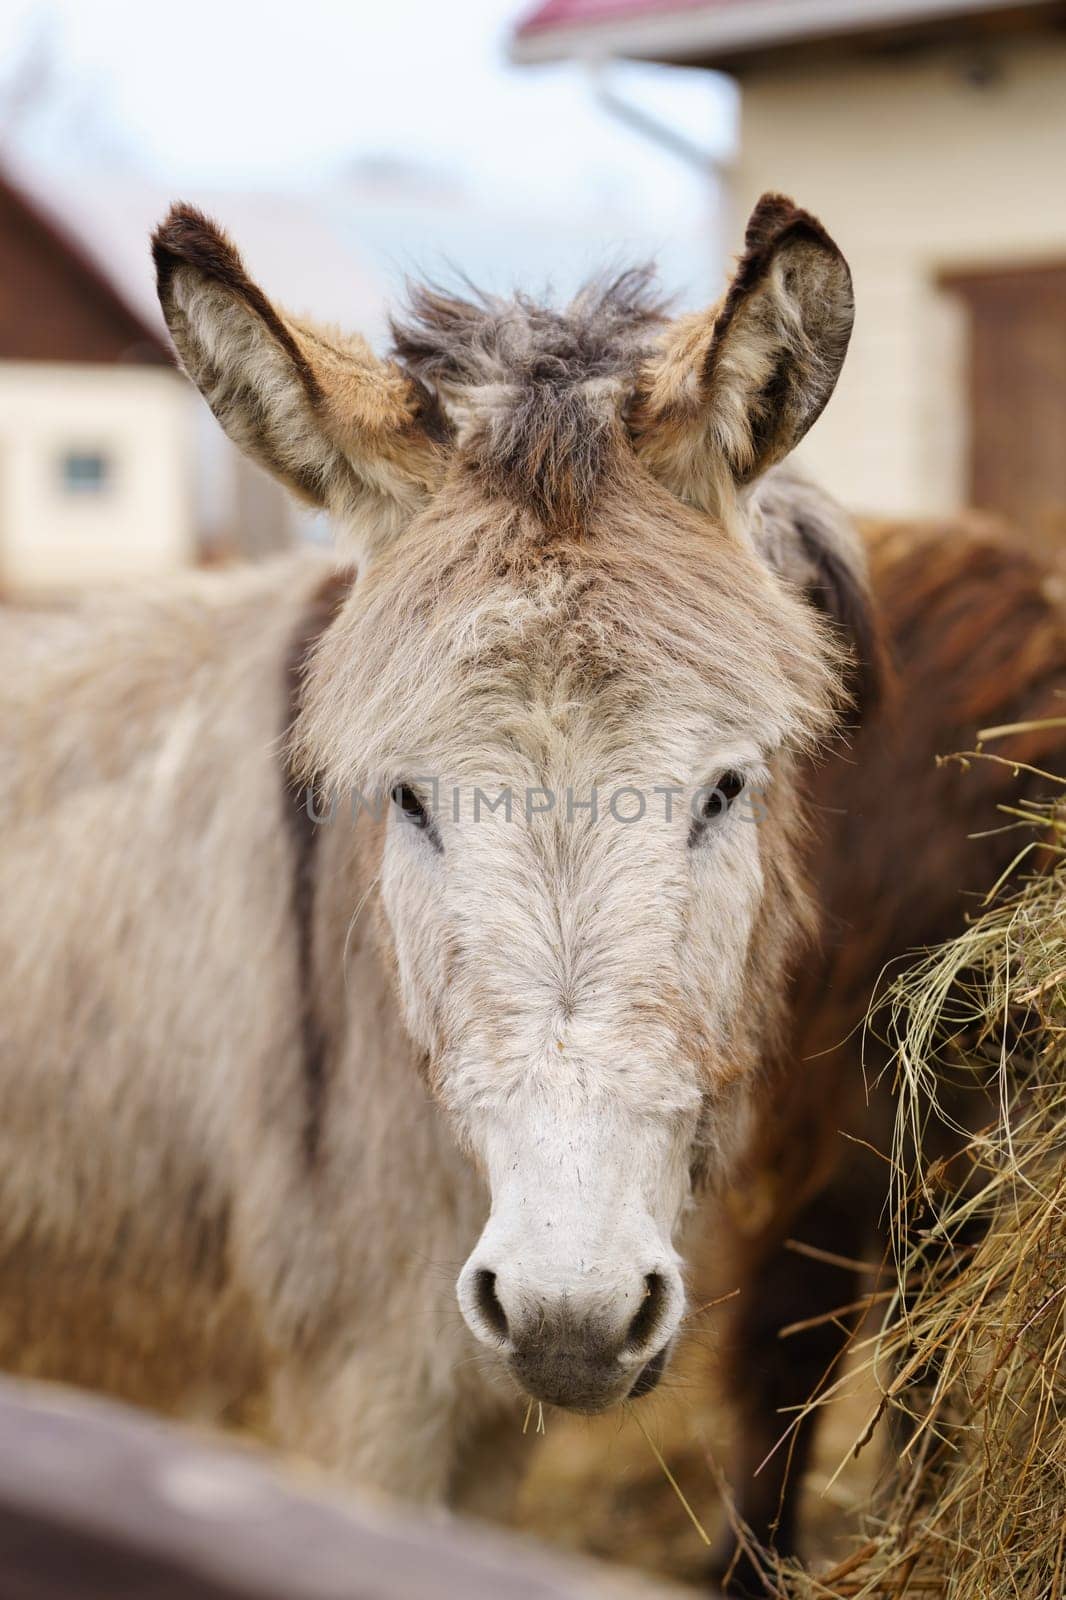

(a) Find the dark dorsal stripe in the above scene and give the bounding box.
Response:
[282,567,356,1165]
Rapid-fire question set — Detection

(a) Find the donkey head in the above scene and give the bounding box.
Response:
[154,196,876,1414]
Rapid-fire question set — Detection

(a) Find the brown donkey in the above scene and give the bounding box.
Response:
[712,506,1066,1591]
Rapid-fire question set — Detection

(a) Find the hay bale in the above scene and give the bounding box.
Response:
[786,748,1066,1599]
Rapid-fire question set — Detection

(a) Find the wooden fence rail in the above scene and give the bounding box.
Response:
[0,1377,703,1599]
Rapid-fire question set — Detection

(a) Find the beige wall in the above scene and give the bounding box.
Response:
[729,31,1066,518]
[0,362,196,594]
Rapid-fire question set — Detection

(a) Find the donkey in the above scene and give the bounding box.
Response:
[0,192,874,1513]
[712,505,1066,1593]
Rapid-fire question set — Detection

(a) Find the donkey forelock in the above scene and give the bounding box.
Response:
[390,269,670,525]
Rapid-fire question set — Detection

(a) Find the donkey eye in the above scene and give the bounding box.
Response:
[703,770,745,819]
[392,784,430,829]
[690,770,746,843]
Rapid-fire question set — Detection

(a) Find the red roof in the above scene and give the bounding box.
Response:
[511,1,1059,66]
[515,0,716,35]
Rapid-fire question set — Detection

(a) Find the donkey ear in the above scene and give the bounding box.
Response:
[152,205,446,555]
[633,194,853,515]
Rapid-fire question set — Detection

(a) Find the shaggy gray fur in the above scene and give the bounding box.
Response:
[390,270,669,522]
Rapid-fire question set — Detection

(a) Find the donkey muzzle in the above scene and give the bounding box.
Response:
[457,1257,683,1412]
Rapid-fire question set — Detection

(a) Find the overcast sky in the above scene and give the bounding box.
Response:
[1,0,736,300]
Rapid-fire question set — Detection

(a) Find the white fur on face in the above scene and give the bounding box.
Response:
[376,717,771,1375]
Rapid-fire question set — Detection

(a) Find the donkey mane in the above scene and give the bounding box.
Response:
[390,269,671,524]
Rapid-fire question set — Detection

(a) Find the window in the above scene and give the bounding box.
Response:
[58,450,113,496]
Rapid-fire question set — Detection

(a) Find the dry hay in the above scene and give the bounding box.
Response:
[775,735,1066,1599]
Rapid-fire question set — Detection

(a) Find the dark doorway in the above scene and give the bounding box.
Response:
[943,261,1066,560]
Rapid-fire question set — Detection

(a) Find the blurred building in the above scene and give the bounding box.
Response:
[513,0,1066,551]
[0,162,385,597]
[0,168,193,595]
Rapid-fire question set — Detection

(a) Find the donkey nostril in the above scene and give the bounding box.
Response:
[625,1272,667,1352]
[474,1269,509,1342]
